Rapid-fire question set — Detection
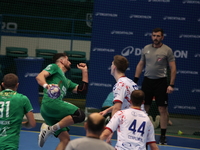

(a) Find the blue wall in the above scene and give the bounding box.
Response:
[86,0,200,116]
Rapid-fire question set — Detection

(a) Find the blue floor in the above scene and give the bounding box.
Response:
[19,130,200,150]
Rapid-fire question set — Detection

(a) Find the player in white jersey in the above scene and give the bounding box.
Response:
[100,55,143,143]
[100,90,159,150]
[100,55,139,117]
[113,76,138,110]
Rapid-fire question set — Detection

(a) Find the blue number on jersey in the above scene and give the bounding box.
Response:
[132,85,138,90]
[128,119,146,136]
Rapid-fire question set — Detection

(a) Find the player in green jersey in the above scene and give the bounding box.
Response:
[0,73,36,150]
[36,53,88,150]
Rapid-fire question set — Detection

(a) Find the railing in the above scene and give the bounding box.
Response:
[0,14,92,39]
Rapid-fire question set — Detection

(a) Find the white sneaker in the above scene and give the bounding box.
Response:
[38,123,53,147]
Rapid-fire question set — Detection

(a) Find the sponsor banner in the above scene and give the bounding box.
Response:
[86,0,200,115]
[15,58,44,113]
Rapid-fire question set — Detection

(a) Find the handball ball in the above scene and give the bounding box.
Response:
[47,85,60,99]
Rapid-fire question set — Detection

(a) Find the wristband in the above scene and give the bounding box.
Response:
[43,84,48,89]
[169,85,174,88]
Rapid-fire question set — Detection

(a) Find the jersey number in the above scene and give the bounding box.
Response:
[0,101,10,118]
[128,119,146,136]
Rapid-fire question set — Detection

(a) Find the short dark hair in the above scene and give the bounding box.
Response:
[87,114,105,134]
[52,53,66,63]
[3,73,18,89]
[131,90,145,106]
[152,28,164,36]
[113,55,129,73]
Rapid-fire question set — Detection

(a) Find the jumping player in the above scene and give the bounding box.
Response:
[36,53,88,150]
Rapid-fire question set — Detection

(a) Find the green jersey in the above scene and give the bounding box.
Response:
[43,64,78,101]
[0,89,33,150]
[40,64,79,136]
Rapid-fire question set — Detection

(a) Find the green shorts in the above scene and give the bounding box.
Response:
[40,99,79,137]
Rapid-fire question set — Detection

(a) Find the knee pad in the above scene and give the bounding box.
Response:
[71,109,85,123]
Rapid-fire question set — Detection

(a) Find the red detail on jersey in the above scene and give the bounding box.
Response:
[113,100,122,104]
[146,141,156,145]
[105,127,113,133]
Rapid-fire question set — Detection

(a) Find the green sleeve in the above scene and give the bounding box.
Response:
[23,96,33,114]
[67,79,78,92]
[44,63,58,75]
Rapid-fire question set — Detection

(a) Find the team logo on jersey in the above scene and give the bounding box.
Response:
[131,111,137,117]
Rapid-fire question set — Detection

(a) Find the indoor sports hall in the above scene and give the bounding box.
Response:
[0,0,200,150]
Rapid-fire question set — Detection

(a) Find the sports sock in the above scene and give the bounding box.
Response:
[51,123,61,132]
[161,129,166,137]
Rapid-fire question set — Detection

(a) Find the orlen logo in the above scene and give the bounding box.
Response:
[173,105,196,110]
[95,12,118,17]
[90,82,112,87]
[177,70,198,75]
[144,33,167,36]
[121,46,142,56]
[179,35,200,38]
[163,16,186,21]
[183,0,200,4]
[174,50,188,58]
[93,48,115,52]
[129,15,152,19]
[194,54,200,57]
[148,0,170,2]
[191,89,200,93]
[111,31,133,35]
[25,73,39,77]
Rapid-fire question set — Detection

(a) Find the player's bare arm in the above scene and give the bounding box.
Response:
[134,61,144,78]
[149,143,160,150]
[112,102,122,117]
[100,129,112,141]
[99,106,113,116]
[72,63,88,94]
[22,111,36,129]
[36,70,51,89]
[167,61,176,93]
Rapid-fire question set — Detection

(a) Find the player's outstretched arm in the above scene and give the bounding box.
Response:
[99,106,113,116]
[72,63,88,94]
[77,63,88,83]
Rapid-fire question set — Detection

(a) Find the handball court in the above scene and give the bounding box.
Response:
[19,120,200,150]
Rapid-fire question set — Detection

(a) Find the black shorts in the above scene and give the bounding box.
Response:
[141,77,168,107]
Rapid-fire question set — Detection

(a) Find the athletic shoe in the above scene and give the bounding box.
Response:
[38,123,53,147]
[159,136,167,145]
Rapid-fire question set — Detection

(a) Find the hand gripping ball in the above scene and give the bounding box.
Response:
[47,85,61,99]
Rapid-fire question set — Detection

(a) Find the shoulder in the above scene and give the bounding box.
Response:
[45,63,58,70]
[162,44,172,50]
[143,44,152,49]
[15,92,29,100]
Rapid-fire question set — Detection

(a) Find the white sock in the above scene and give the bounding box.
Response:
[51,123,60,132]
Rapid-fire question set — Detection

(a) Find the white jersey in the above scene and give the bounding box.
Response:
[113,76,138,110]
[106,108,156,150]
